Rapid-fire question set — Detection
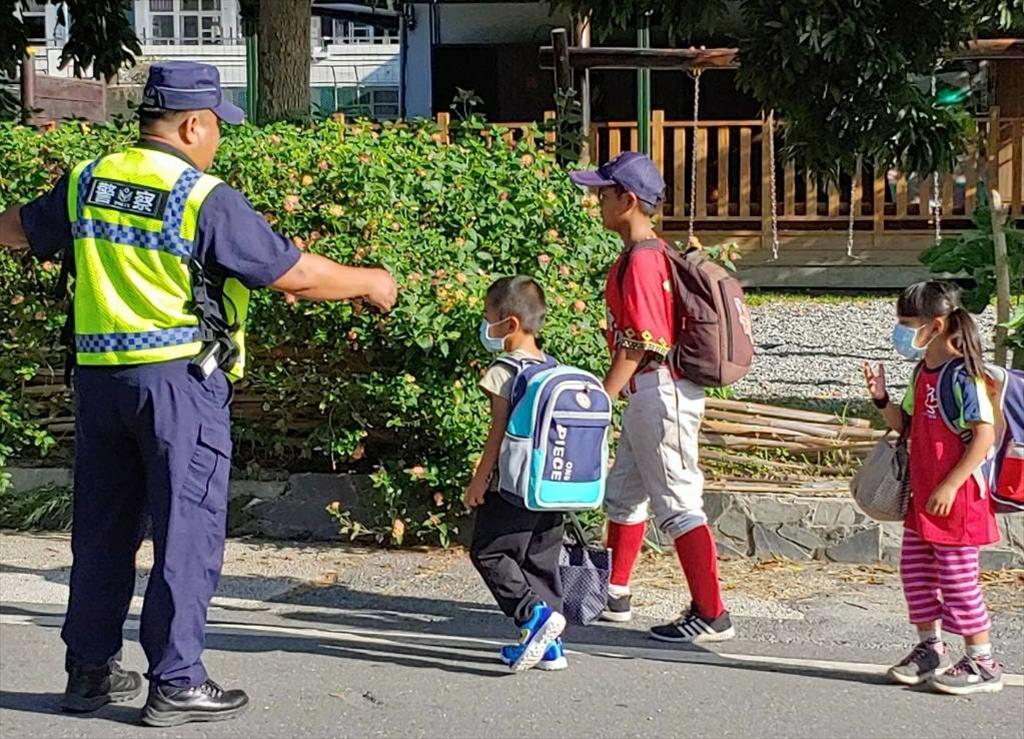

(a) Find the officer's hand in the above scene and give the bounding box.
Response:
[365,268,398,313]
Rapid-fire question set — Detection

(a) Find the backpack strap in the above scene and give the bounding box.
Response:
[615,238,666,295]
[501,354,557,409]
[936,358,974,442]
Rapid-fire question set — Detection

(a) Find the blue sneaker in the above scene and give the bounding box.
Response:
[499,603,566,673]
[501,638,568,672]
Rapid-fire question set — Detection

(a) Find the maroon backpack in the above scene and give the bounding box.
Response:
[619,239,754,387]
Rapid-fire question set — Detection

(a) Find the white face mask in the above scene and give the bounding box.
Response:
[479,317,510,353]
[892,322,934,360]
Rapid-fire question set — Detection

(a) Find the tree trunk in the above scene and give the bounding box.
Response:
[256,0,310,123]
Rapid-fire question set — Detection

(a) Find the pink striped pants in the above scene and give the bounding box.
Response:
[900,528,991,636]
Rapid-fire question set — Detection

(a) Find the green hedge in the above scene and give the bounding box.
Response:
[0,117,620,545]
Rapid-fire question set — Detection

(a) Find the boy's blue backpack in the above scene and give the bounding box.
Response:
[496,355,612,511]
[916,359,1024,514]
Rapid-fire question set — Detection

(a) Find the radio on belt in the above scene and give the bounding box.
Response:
[190,341,221,379]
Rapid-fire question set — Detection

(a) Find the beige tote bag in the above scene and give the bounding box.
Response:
[850,435,910,522]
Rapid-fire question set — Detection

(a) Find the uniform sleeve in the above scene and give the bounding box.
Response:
[955,371,995,428]
[616,249,673,357]
[479,361,516,400]
[195,184,301,289]
[19,175,73,261]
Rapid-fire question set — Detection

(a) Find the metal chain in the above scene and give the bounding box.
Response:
[689,69,702,246]
[931,73,942,245]
[768,111,779,261]
[848,155,861,258]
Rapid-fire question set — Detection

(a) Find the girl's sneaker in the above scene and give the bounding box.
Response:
[500,603,566,673]
[501,638,568,672]
[929,655,1004,695]
[888,641,952,685]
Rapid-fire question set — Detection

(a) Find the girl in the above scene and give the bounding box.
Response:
[864,281,1003,695]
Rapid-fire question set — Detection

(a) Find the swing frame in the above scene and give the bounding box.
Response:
[543,32,781,259]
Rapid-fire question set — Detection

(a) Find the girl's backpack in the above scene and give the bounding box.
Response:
[914,359,1024,514]
[496,355,612,511]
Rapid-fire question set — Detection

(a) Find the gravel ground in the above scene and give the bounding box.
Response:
[736,297,997,403]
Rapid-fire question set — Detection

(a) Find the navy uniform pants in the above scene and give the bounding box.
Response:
[61,360,232,688]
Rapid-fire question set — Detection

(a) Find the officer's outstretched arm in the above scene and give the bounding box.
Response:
[271,252,398,312]
[0,206,29,250]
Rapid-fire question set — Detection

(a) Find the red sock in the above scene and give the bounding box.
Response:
[673,525,726,619]
[606,521,646,588]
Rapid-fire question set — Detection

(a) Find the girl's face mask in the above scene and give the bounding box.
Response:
[892,321,935,360]
[479,317,511,353]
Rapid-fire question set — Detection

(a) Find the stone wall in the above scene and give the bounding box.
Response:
[704,490,1024,570]
[5,468,1023,568]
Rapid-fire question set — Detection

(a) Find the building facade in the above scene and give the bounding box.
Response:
[17,0,401,119]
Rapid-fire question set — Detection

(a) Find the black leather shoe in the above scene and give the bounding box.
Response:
[61,661,143,713]
[141,680,249,727]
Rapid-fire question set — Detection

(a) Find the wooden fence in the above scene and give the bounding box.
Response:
[435,108,1024,234]
[591,108,1023,232]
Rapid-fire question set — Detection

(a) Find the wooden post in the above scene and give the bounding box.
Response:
[873,163,886,239]
[717,127,730,217]
[673,127,686,218]
[551,29,572,93]
[651,110,665,184]
[436,111,450,144]
[20,52,35,124]
[991,189,1011,367]
[784,161,796,217]
[987,106,1001,194]
[739,126,752,217]
[576,16,592,165]
[543,110,557,146]
[695,127,708,218]
[760,113,773,249]
[1013,120,1023,217]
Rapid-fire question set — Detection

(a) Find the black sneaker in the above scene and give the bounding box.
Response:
[61,661,143,713]
[141,680,250,728]
[650,605,736,643]
[601,592,633,623]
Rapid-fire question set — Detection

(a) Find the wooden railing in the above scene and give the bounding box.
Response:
[403,109,1023,237]
[590,108,1023,232]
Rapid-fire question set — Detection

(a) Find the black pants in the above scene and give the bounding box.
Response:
[469,491,564,625]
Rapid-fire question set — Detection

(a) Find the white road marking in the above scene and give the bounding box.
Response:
[2,612,1020,688]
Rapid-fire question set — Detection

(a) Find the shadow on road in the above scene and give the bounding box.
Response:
[0,689,141,726]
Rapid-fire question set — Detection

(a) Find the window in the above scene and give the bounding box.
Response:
[325,86,400,119]
[19,0,47,44]
[147,0,222,45]
[326,20,394,45]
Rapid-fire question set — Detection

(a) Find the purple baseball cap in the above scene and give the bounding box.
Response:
[569,152,666,206]
[140,61,245,125]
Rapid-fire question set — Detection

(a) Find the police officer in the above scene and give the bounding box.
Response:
[0,61,398,727]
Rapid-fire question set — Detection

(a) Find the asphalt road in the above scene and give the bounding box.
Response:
[1,535,1022,739]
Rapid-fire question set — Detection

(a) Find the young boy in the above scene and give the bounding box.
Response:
[570,152,734,643]
[465,276,568,672]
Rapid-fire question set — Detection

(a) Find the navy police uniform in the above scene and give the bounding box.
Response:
[20,62,299,690]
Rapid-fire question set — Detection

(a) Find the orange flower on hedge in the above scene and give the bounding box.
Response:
[283,194,300,213]
[537,254,551,267]
[410,465,426,479]
[301,174,314,187]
